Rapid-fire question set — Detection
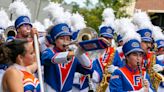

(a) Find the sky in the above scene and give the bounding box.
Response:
[64,0,98,7]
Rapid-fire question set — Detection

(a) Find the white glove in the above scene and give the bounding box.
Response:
[73,73,82,84]
[107,65,118,73]
[74,46,86,55]
[157,54,164,61]
[92,71,100,83]
[74,47,91,68]
[68,44,77,51]
[153,64,163,72]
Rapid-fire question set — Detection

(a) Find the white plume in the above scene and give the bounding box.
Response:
[43,2,65,25]
[33,21,45,33]
[0,8,11,29]
[9,0,31,19]
[132,11,152,30]
[102,8,115,21]
[100,8,115,31]
[116,18,141,43]
[152,26,164,41]
[123,30,141,44]
[115,18,132,35]
[63,11,72,27]
[43,18,53,29]
[71,12,86,32]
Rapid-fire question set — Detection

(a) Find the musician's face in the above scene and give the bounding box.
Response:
[118,41,123,47]
[104,37,113,43]
[126,52,143,68]
[55,35,71,51]
[21,42,36,66]
[17,24,32,38]
[157,47,164,55]
[141,41,152,53]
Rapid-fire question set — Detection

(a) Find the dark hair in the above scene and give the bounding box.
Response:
[5,39,28,63]
[0,44,12,65]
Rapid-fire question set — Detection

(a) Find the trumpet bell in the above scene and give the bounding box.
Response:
[4,26,17,38]
[77,27,98,42]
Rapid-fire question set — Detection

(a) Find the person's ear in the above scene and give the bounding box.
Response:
[17,28,21,33]
[17,54,23,62]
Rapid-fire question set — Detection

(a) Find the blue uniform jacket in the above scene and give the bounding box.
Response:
[92,47,124,82]
[109,65,155,92]
[41,48,93,92]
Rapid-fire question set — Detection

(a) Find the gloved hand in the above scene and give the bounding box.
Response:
[73,73,82,84]
[68,44,77,51]
[157,54,164,61]
[153,64,163,72]
[107,65,118,73]
[74,45,90,68]
[74,45,86,55]
[92,71,100,83]
[130,79,150,92]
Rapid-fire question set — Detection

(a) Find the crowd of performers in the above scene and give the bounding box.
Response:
[0,1,164,92]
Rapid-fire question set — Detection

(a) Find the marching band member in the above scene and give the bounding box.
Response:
[92,8,124,92]
[116,34,124,47]
[41,22,93,92]
[70,12,92,92]
[132,11,164,67]
[9,0,37,41]
[93,25,124,74]
[2,39,40,92]
[14,15,38,40]
[43,3,93,91]
[92,25,123,92]
[133,11,164,91]
[109,20,155,92]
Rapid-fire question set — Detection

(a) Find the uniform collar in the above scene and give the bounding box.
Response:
[125,64,138,73]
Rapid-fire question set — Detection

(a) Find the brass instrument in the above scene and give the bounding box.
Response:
[63,27,98,47]
[147,54,164,91]
[4,26,17,39]
[96,48,115,92]
[77,27,98,42]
